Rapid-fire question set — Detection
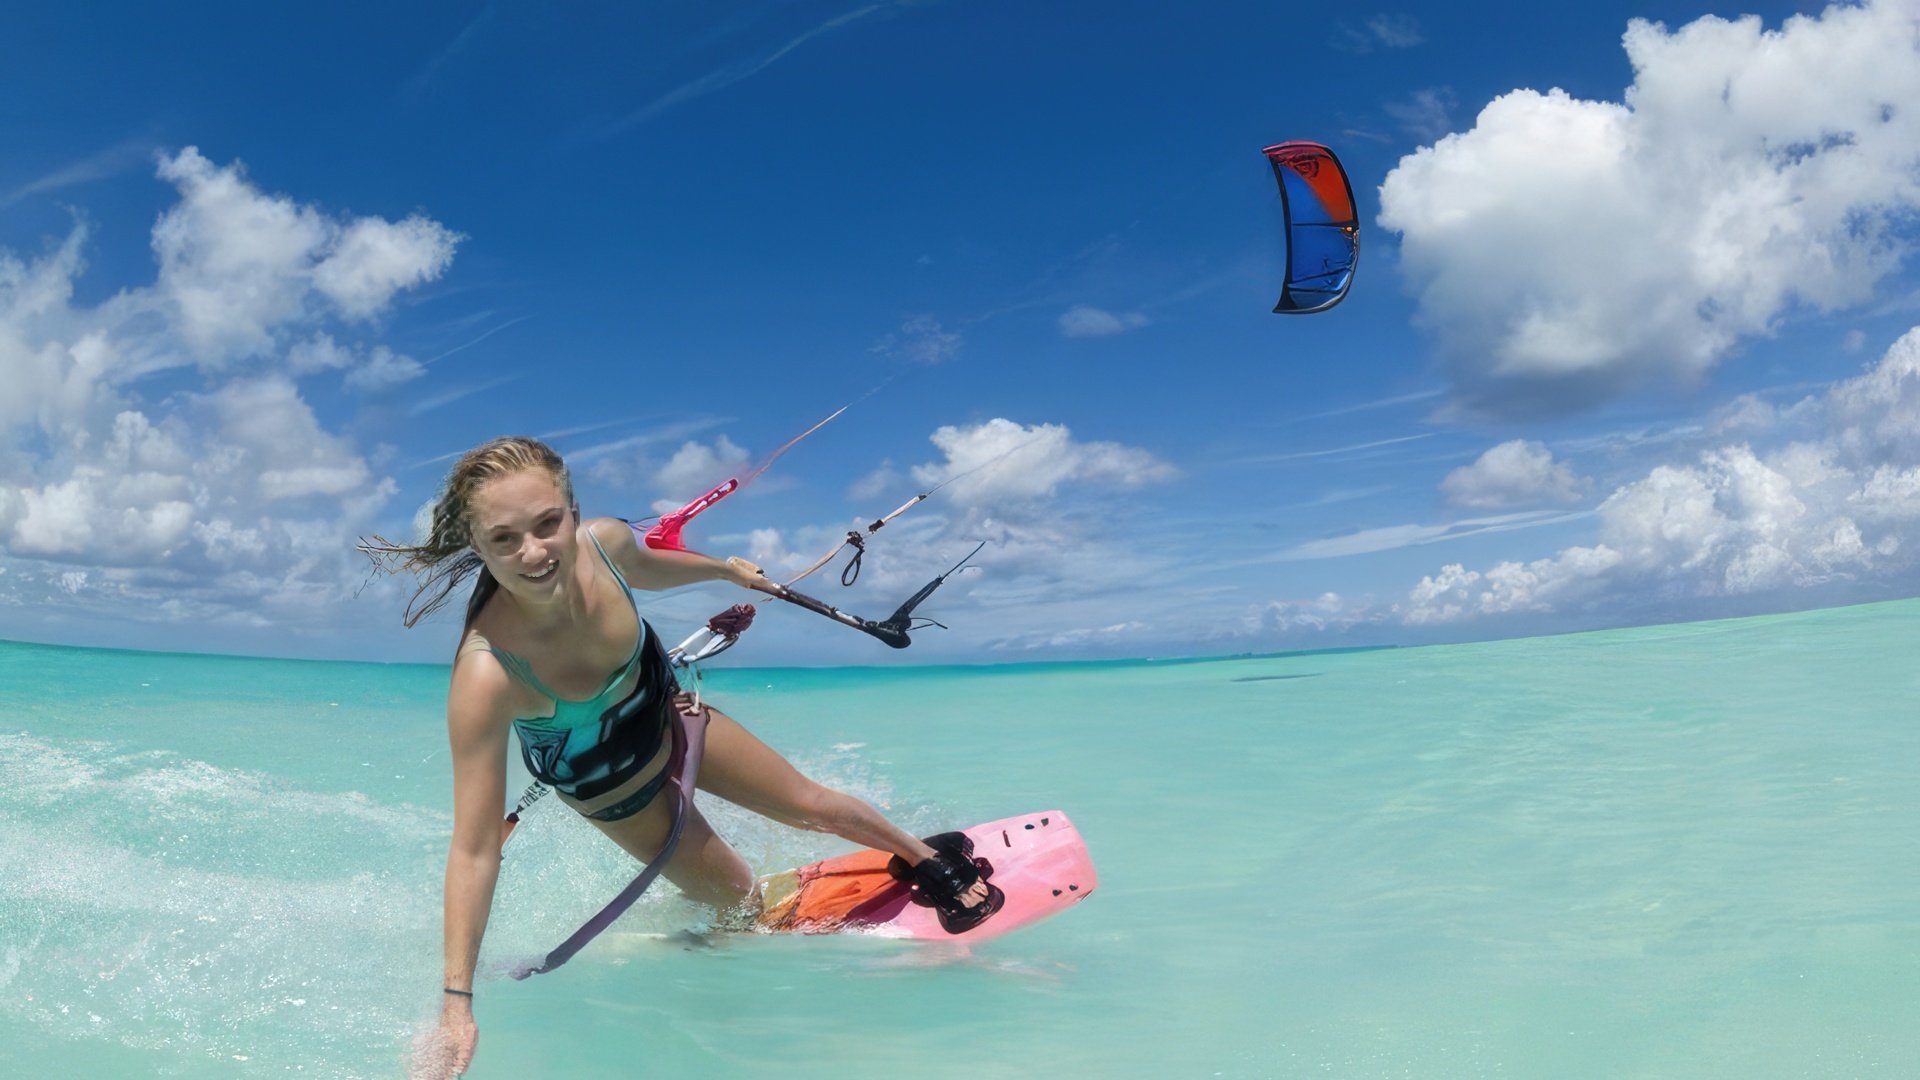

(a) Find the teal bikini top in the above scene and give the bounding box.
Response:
[487,526,648,733]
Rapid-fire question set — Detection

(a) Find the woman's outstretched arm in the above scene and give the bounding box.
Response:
[434,648,512,1075]
[590,516,768,593]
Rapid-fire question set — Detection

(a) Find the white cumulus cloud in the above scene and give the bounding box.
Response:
[1441,439,1584,507]
[908,418,1176,505]
[151,148,459,361]
[1401,327,1920,624]
[1378,0,1920,418]
[342,345,426,392]
[651,436,750,509]
[313,215,460,319]
[286,334,356,375]
[0,148,451,631]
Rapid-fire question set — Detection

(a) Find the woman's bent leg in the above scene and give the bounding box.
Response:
[694,705,987,906]
[695,704,931,856]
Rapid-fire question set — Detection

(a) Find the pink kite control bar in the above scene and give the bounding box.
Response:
[641,403,848,551]
[643,478,738,551]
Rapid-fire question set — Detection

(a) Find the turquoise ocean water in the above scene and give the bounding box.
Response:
[3,599,1917,1079]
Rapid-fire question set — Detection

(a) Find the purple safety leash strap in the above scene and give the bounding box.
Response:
[512,701,710,979]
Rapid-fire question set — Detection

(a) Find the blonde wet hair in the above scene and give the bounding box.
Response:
[361,436,575,628]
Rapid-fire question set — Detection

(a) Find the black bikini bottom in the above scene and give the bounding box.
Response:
[581,763,674,822]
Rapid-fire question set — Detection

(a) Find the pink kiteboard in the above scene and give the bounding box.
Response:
[755,810,1096,942]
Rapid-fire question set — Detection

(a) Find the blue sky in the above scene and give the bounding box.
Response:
[3,0,1918,665]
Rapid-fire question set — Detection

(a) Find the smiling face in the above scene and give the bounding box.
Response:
[467,467,578,602]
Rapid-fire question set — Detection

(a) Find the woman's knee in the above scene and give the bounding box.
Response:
[666,826,755,909]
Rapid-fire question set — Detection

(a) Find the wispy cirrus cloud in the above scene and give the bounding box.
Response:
[873,314,963,365]
[1,137,156,208]
[1280,388,1445,424]
[1384,86,1457,142]
[1058,305,1149,338]
[405,374,522,420]
[1229,432,1437,466]
[597,3,888,137]
[570,416,739,490]
[1257,509,1592,564]
[426,314,530,364]
[1333,13,1425,54]
[404,5,497,98]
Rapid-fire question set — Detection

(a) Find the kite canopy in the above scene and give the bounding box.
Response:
[1264,141,1359,314]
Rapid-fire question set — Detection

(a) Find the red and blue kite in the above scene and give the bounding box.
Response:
[1264,141,1360,314]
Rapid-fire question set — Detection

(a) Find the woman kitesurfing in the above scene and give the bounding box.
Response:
[369,434,1000,1077]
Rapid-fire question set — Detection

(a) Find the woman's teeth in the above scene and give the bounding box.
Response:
[525,561,556,580]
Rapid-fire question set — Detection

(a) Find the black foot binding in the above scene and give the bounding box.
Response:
[889,832,1005,935]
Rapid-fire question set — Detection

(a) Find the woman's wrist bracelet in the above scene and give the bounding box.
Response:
[444,987,473,998]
